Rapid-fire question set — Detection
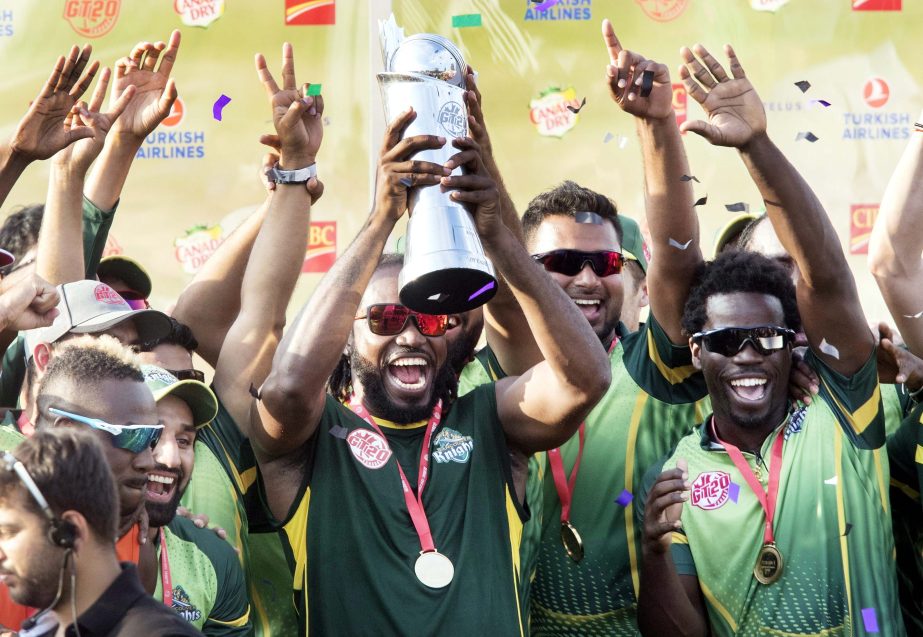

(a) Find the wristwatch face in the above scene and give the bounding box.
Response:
[270,164,316,184]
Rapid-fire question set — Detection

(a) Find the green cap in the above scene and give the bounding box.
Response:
[142,365,218,428]
[98,255,153,299]
[619,215,648,274]
[713,213,759,257]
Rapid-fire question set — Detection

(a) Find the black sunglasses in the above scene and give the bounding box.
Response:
[532,249,625,277]
[692,326,796,357]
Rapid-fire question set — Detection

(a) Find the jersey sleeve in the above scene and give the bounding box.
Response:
[887,403,923,506]
[621,314,707,405]
[458,346,506,396]
[0,338,25,409]
[199,529,253,636]
[806,347,884,450]
[82,195,117,276]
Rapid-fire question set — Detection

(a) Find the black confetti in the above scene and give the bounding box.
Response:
[794,80,811,93]
[399,177,413,187]
[725,202,749,212]
[249,383,262,400]
[639,70,655,98]
[680,174,700,183]
[576,211,603,224]
[566,97,587,114]
[694,194,708,207]
[843,522,853,537]
[796,131,819,142]
[329,425,349,439]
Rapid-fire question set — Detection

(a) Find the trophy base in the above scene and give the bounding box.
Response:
[399,267,497,314]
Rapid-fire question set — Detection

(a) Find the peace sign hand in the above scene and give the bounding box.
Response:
[678,44,767,148]
[601,19,673,120]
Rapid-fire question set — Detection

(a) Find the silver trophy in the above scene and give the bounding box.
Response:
[378,16,497,314]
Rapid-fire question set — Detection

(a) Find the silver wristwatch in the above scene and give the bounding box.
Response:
[267,162,317,184]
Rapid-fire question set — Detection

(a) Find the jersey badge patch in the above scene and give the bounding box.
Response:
[432,428,474,464]
[784,406,807,439]
[690,470,731,510]
[347,428,392,469]
[171,585,202,623]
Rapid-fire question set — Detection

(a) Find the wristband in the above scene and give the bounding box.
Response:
[268,162,317,184]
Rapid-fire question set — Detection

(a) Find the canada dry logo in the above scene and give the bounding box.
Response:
[433,428,474,464]
[174,224,223,274]
[63,0,120,38]
[438,102,467,138]
[174,0,224,28]
[529,87,583,138]
[634,0,688,22]
[93,283,125,306]
[690,470,731,510]
[347,429,392,469]
[171,585,202,623]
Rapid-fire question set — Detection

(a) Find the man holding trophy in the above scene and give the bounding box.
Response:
[242,19,611,635]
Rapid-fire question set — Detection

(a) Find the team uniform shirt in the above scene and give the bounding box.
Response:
[153,516,251,636]
[525,318,707,635]
[255,384,527,636]
[643,349,903,636]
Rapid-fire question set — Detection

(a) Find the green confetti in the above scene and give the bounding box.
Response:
[307,84,322,96]
[452,13,482,28]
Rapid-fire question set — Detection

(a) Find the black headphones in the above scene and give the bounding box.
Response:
[2,452,77,549]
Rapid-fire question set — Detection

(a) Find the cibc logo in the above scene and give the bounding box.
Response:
[863,77,890,109]
[438,102,467,138]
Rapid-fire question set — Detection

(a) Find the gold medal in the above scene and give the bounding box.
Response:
[560,520,584,562]
[754,543,783,584]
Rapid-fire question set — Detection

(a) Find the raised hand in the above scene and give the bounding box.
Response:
[601,19,673,120]
[258,141,325,203]
[55,68,137,175]
[255,43,323,168]
[0,273,60,332]
[442,137,502,239]
[463,66,494,158]
[10,45,100,161]
[678,44,767,147]
[642,460,689,555]
[110,31,181,143]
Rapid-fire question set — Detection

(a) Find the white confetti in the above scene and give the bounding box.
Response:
[669,238,692,250]
[618,135,629,149]
[603,132,614,144]
[903,310,923,319]
[824,476,838,485]
[819,338,840,360]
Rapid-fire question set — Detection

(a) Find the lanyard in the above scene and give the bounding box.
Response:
[546,338,617,524]
[710,418,785,545]
[160,530,173,607]
[349,397,443,553]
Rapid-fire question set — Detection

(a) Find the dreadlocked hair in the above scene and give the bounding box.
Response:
[327,352,352,403]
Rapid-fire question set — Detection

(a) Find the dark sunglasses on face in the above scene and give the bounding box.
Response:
[167,368,206,383]
[116,289,150,310]
[692,325,797,357]
[354,304,449,337]
[48,407,163,453]
[532,249,625,277]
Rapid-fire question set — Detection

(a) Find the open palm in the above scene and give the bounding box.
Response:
[110,32,181,141]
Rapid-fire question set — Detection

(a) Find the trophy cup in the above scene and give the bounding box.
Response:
[378,16,497,315]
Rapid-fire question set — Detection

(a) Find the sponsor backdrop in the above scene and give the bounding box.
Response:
[1,0,920,324]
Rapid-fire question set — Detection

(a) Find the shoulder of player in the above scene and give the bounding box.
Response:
[166,517,239,569]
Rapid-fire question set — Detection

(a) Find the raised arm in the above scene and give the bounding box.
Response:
[83,32,180,212]
[603,20,700,344]
[460,67,540,375]
[868,115,923,356]
[37,69,134,285]
[443,138,610,454]
[1,45,98,207]
[254,110,447,461]
[680,45,873,374]
[213,43,323,434]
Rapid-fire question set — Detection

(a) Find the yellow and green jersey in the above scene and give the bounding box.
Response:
[255,384,527,636]
[153,516,251,635]
[645,349,903,636]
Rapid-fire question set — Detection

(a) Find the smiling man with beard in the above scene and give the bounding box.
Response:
[239,101,611,636]
[140,365,251,637]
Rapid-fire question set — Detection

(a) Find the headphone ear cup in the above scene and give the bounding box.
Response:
[49,519,77,549]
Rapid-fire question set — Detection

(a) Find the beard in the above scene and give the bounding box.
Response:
[145,468,186,528]
[447,322,483,375]
[350,348,455,424]
[5,542,65,608]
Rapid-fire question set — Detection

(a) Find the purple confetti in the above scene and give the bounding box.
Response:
[468,281,496,302]
[861,608,879,633]
[212,94,231,121]
[533,0,560,10]
[810,99,832,108]
[729,482,740,503]
[615,489,633,507]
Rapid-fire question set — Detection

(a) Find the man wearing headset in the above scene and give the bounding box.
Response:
[0,428,201,636]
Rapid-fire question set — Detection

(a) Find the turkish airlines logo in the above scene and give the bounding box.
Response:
[690,470,731,510]
[347,429,392,469]
[863,77,890,108]
[161,97,185,128]
[852,0,901,10]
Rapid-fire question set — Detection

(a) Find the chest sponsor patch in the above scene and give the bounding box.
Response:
[432,428,474,464]
[171,585,202,622]
[347,428,392,469]
[690,470,731,510]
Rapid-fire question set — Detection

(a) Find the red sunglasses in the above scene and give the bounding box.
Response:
[533,249,625,277]
[354,304,449,337]
[116,289,150,310]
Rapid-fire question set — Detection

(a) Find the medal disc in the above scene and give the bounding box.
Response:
[560,521,584,562]
[754,543,784,585]
[415,551,454,589]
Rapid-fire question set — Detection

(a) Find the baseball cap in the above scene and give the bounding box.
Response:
[97,255,152,298]
[713,213,758,257]
[142,365,218,428]
[619,215,648,275]
[23,280,172,361]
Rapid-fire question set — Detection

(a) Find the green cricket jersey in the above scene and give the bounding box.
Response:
[180,440,245,558]
[645,348,903,636]
[257,384,527,636]
[153,516,251,635]
[529,317,707,635]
